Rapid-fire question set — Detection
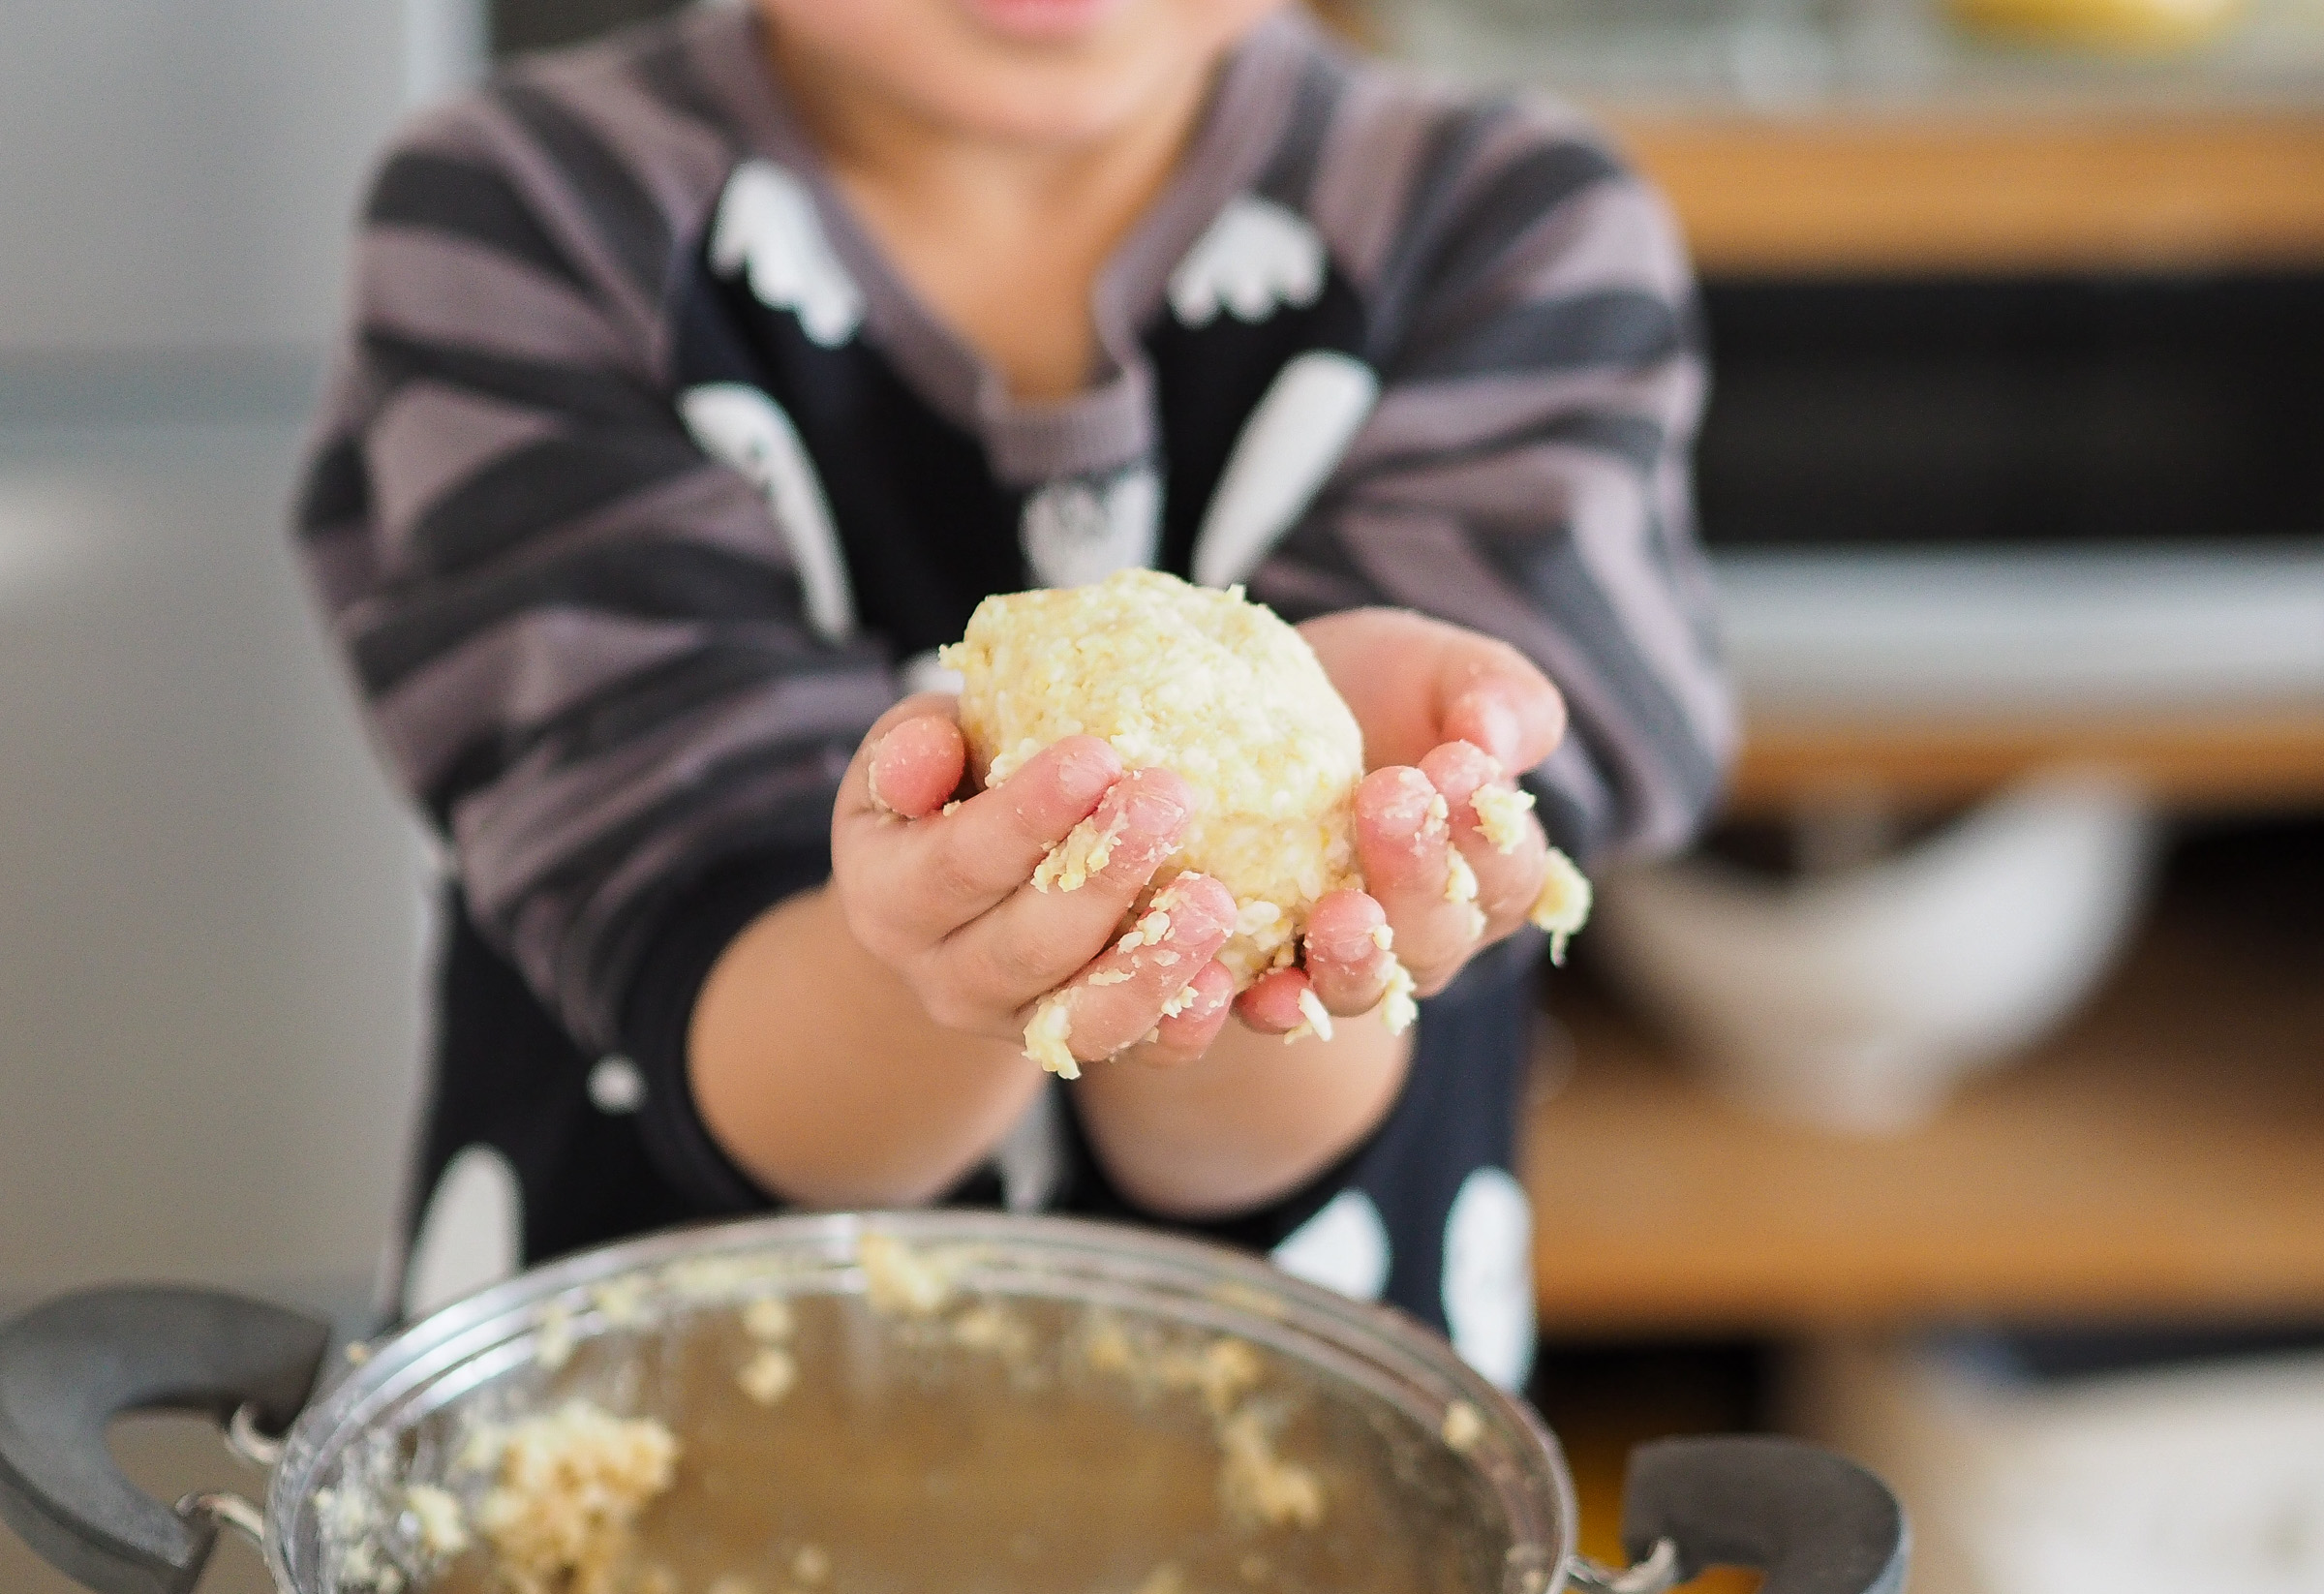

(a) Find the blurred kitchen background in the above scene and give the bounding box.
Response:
[2,1,2320,1591]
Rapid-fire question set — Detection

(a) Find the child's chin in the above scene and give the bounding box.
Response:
[958,0,1135,43]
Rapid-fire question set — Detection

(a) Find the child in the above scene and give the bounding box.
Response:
[296,0,1730,1390]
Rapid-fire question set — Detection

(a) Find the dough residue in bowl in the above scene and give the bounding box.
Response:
[465,1400,680,1594]
[1217,1409,1326,1531]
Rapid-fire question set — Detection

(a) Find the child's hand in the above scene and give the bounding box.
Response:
[1239,610,1569,1032]
[830,695,1242,1073]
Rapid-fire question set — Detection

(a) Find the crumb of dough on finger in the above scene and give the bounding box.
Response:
[1116,900,1174,954]
[1445,848,1480,904]
[1368,922,1393,952]
[1289,986,1334,1044]
[1378,957,1419,1035]
[1033,805,1127,893]
[1526,846,1594,964]
[1023,992,1080,1079]
[1470,782,1538,853]
[1160,979,1200,1017]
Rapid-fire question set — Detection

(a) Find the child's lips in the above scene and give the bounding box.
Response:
[959,0,1133,42]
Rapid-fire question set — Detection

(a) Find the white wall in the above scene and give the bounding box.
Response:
[0,418,431,1298]
[0,1,484,1306]
[0,0,481,354]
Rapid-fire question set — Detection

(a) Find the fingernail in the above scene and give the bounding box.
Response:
[1433,741,1501,803]
[1185,977,1232,1021]
[866,734,898,814]
[1053,742,1120,806]
[1462,693,1522,767]
[1124,781,1191,839]
[1309,915,1387,966]
[1421,789,1451,843]
[1379,768,1437,833]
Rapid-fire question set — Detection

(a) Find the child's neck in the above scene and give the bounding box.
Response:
[769,33,1214,404]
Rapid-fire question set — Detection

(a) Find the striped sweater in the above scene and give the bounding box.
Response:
[295,2,1732,1067]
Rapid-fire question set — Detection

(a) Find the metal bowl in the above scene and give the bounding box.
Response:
[0,1211,1906,1594]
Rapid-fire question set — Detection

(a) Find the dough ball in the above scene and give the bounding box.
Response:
[940,569,1363,988]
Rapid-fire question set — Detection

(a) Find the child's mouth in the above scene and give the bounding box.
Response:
[959,0,1134,42]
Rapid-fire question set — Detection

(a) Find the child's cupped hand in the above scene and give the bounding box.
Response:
[830,695,1244,1071]
[1233,608,1568,1035]
[830,609,1565,1068]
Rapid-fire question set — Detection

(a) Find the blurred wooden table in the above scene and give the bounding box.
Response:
[1726,706,2324,816]
[1523,912,2324,1336]
[1611,111,2324,279]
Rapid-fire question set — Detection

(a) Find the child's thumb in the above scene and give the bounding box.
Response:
[867,712,966,818]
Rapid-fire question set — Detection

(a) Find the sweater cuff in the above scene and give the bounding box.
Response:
[619,843,833,1213]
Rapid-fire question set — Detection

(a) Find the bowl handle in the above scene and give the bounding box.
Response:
[1617,1435,1909,1594]
[0,1286,329,1594]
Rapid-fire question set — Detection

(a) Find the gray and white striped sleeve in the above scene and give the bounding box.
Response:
[1257,94,1734,864]
[292,76,894,1059]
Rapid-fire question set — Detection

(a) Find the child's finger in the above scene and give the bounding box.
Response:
[836,691,965,819]
[1034,874,1237,1066]
[937,769,1194,1010]
[857,735,1123,941]
[1235,966,1316,1036]
[1301,889,1393,1016]
[1118,961,1238,1068]
[867,713,965,818]
[1420,740,1552,942]
[1442,673,1565,775]
[1354,766,1484,995]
